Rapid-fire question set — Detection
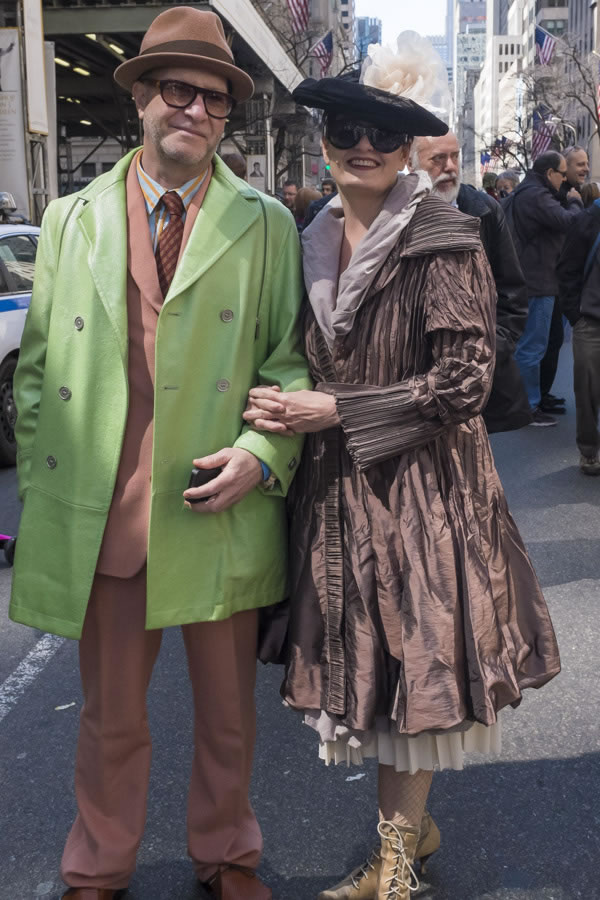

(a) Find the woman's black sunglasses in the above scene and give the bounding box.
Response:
[324,115,410,154]
[141,78,236,119]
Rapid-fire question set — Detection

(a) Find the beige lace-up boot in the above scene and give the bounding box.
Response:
[416,811,441,874]
[317,849,380,899]
[376,821,420,900]
[316,811,440,899]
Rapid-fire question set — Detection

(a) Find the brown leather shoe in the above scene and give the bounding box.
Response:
[204,865,272,900]
[62,889,127,899]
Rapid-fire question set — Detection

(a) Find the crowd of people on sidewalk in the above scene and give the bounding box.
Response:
[9,10,597,900]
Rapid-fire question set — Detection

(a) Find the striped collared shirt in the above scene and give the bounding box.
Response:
[136,151,208,252]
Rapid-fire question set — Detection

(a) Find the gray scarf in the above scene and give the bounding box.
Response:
[301,170,431,347]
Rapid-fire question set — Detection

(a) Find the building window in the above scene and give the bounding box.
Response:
[101,162,115,173]
[81,163,96,178]
[511,43,514,54]
[499,43,503,55]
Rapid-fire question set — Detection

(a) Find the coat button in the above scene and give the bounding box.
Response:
[288,457,297,470]
[59,386,72,401]
[220,309,234,322]
[46,455,57,469]
[74,316,84,331]
[216,379,230,392]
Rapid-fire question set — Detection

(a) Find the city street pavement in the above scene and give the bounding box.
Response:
[1,346,599,900]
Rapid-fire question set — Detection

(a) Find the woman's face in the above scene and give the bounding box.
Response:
[322,131,412,196]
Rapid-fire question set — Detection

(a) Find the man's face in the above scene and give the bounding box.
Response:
[283,184,298,208]
[566,149,589,187]
[133,65,228,172]
[415,134,461,203]
[547,159,567,193]
[322,183,334,195]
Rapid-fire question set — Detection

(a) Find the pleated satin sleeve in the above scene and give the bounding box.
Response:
[330,248,497,469]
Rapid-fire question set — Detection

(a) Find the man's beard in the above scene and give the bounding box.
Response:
[430,173,461,204]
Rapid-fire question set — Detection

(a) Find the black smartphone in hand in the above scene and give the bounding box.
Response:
[186,467,222,503]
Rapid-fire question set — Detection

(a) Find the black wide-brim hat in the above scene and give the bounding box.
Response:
[292,77,448,136]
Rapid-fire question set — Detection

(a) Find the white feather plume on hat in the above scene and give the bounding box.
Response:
[360,31,451,120]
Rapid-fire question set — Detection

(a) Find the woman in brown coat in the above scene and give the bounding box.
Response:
[244,71,560,900]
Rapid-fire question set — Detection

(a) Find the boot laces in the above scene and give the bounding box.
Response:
[377,821,420,897]
[350,849,380,889]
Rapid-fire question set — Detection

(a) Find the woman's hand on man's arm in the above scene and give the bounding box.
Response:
[243,386,340,435]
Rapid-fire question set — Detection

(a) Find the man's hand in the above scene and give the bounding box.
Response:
[183,447,262,514]
[567,188,581,202]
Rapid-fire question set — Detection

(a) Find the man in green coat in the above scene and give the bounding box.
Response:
[10,9,310,900]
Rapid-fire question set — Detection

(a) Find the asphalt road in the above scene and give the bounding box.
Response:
[0,347,599,900]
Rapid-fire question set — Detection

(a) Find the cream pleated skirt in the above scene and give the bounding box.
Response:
[305,711,502,775]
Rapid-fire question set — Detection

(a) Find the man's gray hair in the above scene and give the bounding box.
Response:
[409,136,432,170]
[563,145,587,160]
[497,169,520,187]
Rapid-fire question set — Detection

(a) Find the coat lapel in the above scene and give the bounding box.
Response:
[76,152,134,361]
[176,163,213,266]
[166,157,261,303]
[125,157,163,313]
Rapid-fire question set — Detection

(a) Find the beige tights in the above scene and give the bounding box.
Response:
[377,764,433,827]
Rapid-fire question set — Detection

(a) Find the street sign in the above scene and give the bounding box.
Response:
[0,28,30,219]
[23,0,48,134]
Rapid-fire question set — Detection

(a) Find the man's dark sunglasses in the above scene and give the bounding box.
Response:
[141,78,236,119]
[324,115,410,153]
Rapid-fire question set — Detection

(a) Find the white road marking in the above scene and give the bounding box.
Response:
[0,633,65,723]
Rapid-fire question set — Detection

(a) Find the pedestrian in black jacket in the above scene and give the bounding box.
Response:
[502,151,583,425]
[410,131,531,432]
[539,147,591,415]
[556,197,600,474]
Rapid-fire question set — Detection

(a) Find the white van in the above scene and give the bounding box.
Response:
[0,223,39,466]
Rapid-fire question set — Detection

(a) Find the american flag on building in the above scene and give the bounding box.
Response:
[535,26,557,66]
[480,152,491,176]
[287,0,309,34]
[531,108,556,159]
[311,30,334,76]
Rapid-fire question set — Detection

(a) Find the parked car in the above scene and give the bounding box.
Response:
[0,223,39,466]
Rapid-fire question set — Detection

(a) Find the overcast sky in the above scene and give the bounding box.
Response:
[354,0,447,44]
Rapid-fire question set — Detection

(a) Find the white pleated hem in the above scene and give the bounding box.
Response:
[318,719,502,775]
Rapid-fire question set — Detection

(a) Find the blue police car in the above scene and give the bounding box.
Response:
[0,222,39,466]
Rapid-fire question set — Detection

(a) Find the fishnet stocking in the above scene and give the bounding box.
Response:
[378,764,433,827]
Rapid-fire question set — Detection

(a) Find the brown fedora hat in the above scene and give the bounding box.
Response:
[114,7,254,103]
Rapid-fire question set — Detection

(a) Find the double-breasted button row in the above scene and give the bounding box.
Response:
[59,386,72,401]
[74,316,84,331]
[220,309,234,323]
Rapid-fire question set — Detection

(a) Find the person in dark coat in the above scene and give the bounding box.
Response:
[557,196,600,474]
[539,147,592,415]
[502,151,582,425]
[411,131,531,432]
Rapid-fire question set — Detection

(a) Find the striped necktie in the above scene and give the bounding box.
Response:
[156,191,185,299]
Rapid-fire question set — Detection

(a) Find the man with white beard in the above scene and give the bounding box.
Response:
[410,131,532,433]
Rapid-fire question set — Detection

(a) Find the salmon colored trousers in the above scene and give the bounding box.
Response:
[60,568,262,890]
